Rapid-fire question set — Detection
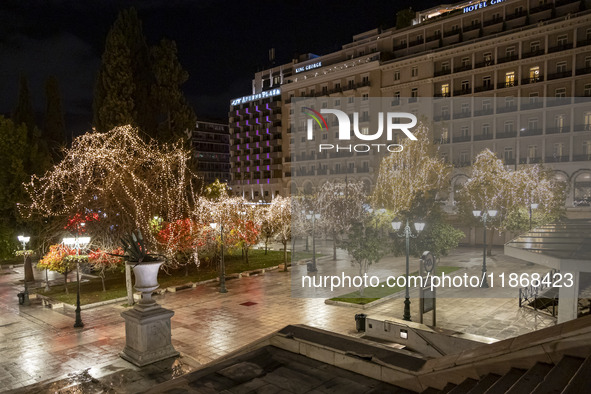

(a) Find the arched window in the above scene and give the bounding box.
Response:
[574,172,591,206]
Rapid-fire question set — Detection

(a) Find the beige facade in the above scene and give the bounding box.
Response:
[229,0,591,208]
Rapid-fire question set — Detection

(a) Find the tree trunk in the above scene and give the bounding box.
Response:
[332,231,337,260]
[265,237,268,255]
[283,242,288,272]
[101,274,106,292]
[64,268,68,294]
[245,248,249,266]
[125,263,134,306]
[487,228,494,256]
[185,263,189,277]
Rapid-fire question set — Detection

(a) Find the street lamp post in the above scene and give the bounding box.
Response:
[391,220,425,321]
[472,210,497,288]
[210,222,227,293]
[17,235,30,306]
[306,211,321,273]
[63,235,90,328]
[529,203,538,231]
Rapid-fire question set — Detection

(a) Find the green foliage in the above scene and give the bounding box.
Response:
[94,8,153,134]
[120,229,162,263]
[150,39,196,141]
[203,179,229,201]
[44,76,66,158]
[13,75,36,133]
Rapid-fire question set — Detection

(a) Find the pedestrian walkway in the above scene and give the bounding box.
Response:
[0,246,556,392]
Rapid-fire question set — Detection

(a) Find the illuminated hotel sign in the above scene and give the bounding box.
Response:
[295,61,322,73]
[230,88,281,106]
[463,0,505,13]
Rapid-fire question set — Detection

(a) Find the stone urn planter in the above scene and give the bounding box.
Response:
[129,260,164,307]
[118,230,179,366]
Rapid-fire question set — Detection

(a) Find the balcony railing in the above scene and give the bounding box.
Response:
[521,101,543,110]
[521,76,544,85]
[522,49,545,59]
[483,18,503,27]
[577,38,591,47]
[453,88,472,96]
[435,137,450,144]
[433,114,451,122]
[409,38,424,47]
[520,128,543,137]
[474,85,494,93]
[463,23,481,33]
[393,43,407,51]
[547,97,572,107]
[505,10,527,21]
[474,108,494,116]
[496,130,517,138]
[474,133,493,141]
[453,135,471,142]
[474,59,494,69]
[497,54,519,64]
[545,155,569,163]
[546,127,568,134]
[434,69,452,77]
[443,29,460,38]
[576,67,591,76]
[497,81,517,89]
[573,154,591,161]
[547,70,572,80]
[453,160,471,168]
[529,3,553,13]
[497,105,518,113]
[454,64,472,73]
[548,43,573,53]
[519,157,542,164]
[574,124,591,132]
[454,111,472,119]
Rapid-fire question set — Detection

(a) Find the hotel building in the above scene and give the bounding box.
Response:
[228,0,591,209]
[190,119,231,185]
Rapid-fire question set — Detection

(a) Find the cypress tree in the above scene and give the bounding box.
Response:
[44,76,66,158]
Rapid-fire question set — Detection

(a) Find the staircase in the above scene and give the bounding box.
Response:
[419,355,591,394]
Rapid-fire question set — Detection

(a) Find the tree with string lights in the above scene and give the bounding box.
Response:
[267,195,291,271]
[317,180,366,260]
[23,125,202,298]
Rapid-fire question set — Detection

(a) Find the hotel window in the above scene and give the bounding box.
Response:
[587,28,591,40]
[528,118,539,131]
[442,106,449,116]
[322,133,328,140]
[483,53,492,65]
[417,34,423,41]
[461,103,470,113]
[348,96,355,103]
[482,123,491,135]
[586,56,591,69]
[361,127,369,135]
[505,71,515,86]
[362,75,369,85]
[555,114,565,131]
[514,6,523,15]
[411,88,418,98]
[530,41,540,53]
[401,38,407,46]
[411,67,418,77]
[471,19,480,27]
[585,112,591,129]
[348,79,355,89]
[585,84,591,97]
[321,101,328,108]
[483,76,492,87]
[506,96,515,108]
[529,66,540,82]
[441,84,450,96]
[442,127,449,140]
[483,99,491,110]
[556,61,567,73]
[585,141,591,155]
[529,92,539,103]
[335,82,341,90]
[504,121,514,133]
[528,145,538,159]
[460,151,468,163]
[434,29,441,36]
[461,126,469,137]
[504,147,514,161]
[442,62,450,71]
[555,87,566,98]
[554,143,565,157]
[322,86,328,95]
[335,99,341,106]
[309,88,315,96]
[462,57,471,67]
[557,34,568,46]
[452,24,459,32]
[461,80,470,92]
[506,46,515,57]
[394,70,400,80]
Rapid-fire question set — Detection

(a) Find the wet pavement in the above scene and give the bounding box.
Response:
[0,244,556,393]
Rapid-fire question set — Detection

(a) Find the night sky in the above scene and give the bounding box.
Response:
[0,0,439,134]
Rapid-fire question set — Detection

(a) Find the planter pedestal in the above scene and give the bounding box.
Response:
[120,261,179,367]
[120,304,179,367]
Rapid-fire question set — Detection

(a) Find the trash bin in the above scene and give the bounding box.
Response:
[17,292,25,305]
[355,313,367,332]
[306,262,317,272]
